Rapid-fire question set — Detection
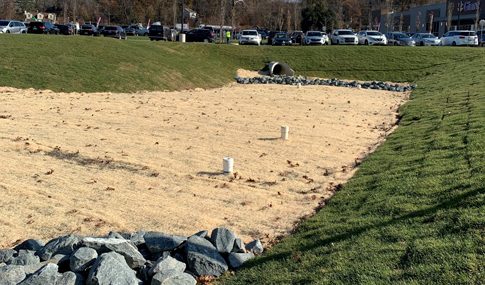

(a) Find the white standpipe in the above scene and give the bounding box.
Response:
[281,125,289,140]
[223,157,233,174]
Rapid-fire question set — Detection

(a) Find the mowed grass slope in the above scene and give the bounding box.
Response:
[2,34,485,284]
[221,54,485,283]
[0,34,481,92]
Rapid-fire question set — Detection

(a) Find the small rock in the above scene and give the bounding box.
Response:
[7,250,40,266]
[245,240,264,254]
[151,270,196,285]
[14,239,46,252]
[231,238,246,253]
[86,252,139,285]
[148,255,186,277]
[58,271,85,285]
[82,237,146,269]
[37,234,80,261]
[227,252,255,268]
[18,263,60,285]
[130,229,148,246]
[0,265,26,285]
[70,247,98,272]
[0,249,16,263]
[185,235,228,277]
[210,227,236,253]
[144,232,187,254]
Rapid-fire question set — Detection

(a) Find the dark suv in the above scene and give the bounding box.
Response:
[28,22,59,34]
[80,24,99,36]
[148,25,171,41]
[102,25,127,39]
[185,29,215,43]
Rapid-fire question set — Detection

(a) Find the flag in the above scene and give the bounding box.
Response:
[96,17,101,27]
[147,20,150,29]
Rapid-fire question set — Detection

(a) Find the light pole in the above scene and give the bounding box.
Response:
[231,0,244,39]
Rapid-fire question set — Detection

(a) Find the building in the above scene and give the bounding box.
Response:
[377,0,484,37]
[24,11,57,23]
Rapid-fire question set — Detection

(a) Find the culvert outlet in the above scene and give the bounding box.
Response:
[269,62,295,76]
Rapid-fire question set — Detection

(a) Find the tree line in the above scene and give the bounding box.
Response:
[1,0,444,31]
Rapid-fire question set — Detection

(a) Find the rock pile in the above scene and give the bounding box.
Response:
[235,75,417,92]
[0,228,263,285]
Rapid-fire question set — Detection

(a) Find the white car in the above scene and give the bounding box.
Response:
[239,30,261,45]
[322,32,329,44]
[441,30,478,46]
[304,31,325,45]
[410,33,441,46]
[0,20,28,34]
[331,29,358,45]
[357,30,387,45]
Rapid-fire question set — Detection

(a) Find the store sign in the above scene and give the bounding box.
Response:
[449,0,484,15]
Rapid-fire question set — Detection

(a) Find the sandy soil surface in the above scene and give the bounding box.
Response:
[0,71,409,248]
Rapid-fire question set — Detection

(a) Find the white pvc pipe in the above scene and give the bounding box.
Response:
[223,157,233,174]
[281,126,289,140]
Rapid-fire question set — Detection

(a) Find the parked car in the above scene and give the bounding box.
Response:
[0,20,27,34]
[322,32,329,45]
[129,25,149,36]
[267,31,279,45]
[411,33,441,46]
[386,32,416,46]
[357,30,387,45]
[102,25,127,39]
[303,31,325,45]
[260,31,268,40]
[185,28,215,43]
[148,25,171,41]
[124,27,136,36]
[440,30,478,46]
[290,30,303,44]
[331,29,358,45]
[272,32,291,46]
[79,24,99,36]
[239,29,261,45]
[97,25,106,33]
[28,22,59,34]
[54,24,72,35]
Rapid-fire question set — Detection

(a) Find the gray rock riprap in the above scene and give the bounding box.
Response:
[144,232,187,254]
[185,235,228,277]
[82,237,146,269]
[151,270,196,285]
[70,247,98,272]
[0,265,26,285]
[2,228,264,284]
[210,228,236,254]
[18,263,60,285]
[86,252,139,285]
[227,253,255,268]
[235,75,417,93]
[37,234,80,261]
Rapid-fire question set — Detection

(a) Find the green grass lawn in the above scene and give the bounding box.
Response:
[2,34,485,284]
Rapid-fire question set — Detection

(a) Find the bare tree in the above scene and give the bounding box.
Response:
[219,0,225,43]
[475,1,480,31]
[415,11,420,32]
[399,13,403,32]
[447,2,453,32]
[287,9,291,32]
[429,11,433,34]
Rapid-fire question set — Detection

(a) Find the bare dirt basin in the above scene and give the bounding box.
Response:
[0,78,409,248]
